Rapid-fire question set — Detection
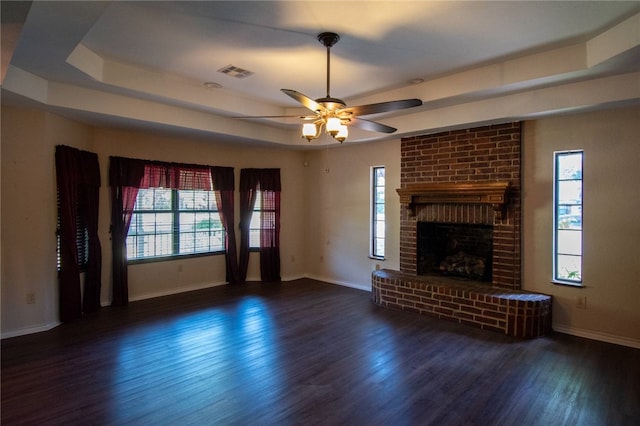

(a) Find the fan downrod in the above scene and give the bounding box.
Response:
[316,32,343,104]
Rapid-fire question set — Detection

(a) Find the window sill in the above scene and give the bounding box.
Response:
[128,251,225,265]
[369,256,385,261]
[551,279,584,288]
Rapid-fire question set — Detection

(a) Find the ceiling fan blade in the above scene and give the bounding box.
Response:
[349,117,397,134]
[281,89,324,112]
[340,98,422,116]
[232,114,314,119]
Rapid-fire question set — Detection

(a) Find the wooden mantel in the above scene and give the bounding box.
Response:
[397,182,510,219]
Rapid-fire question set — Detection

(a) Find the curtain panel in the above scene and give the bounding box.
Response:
[238,179,259,282]
[55,145,102,322]
[211,167,240,283]
[239,168,281,282]
[109,157,145,306]
[109,157,238,304]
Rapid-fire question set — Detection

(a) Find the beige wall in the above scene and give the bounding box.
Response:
[303,139,401,289]
[522,107,640,346]
[1,107,93,334]
[3,104,640,348]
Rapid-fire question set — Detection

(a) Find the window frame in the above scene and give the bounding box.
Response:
[552,150,584,286]
[370,166,386,260]
[126,187,225,263]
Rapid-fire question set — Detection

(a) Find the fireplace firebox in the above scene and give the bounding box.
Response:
[417,222,493,282]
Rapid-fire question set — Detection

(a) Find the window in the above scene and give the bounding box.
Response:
[371,166,385,259]
[248,188,278,250]
[127,188,224,261]
[553,151,583,285]
[249,190,262,249]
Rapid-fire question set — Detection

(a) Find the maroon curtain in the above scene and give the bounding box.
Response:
[259,189,281,282]
[211,167,240,284]
[239,169,281,282]
[55,145,101,321]
[140,161,212,190]
[109,157,234,304]
[109,157,145,306]
[80,187,101,312]
[238,173,258,282]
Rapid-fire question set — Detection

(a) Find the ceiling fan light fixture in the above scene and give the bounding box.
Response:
[302,122,320,141]
[335,124,348,143]
[326,117,341,136]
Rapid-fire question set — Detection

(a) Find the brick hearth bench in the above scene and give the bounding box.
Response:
[371,269,552,338]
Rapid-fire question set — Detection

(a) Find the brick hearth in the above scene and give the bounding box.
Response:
[372,269,551,338]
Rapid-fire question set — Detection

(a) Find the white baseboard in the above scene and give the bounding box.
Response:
[1,321,62,339]
[118,275,358,305]
[304,274,371,292]
[126,280,228,303]
[553,325,640,349]
[281,274,307,282]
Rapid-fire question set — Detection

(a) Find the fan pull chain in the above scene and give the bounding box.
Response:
[324,144,330,173]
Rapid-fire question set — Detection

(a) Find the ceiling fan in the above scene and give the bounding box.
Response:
[238,32,423,143]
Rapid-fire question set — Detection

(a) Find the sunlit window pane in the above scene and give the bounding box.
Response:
[557,204,582,228]
[557,230,582,256]
[248,191,262,249]
[371,166,385,258]
[375,238,385,257]
[557,153,583,180]
[249,212,260,229]
[153,189,172,209]
[154,213,173,233]
[554,151,583,285]
[556,255,582,281]
[179,190,215,210]
[127,188,223,261]
[557,181,582,205]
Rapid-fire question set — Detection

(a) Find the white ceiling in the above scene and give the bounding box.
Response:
[2,1,640,147]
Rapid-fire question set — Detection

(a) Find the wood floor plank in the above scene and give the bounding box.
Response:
[2,279,639,425]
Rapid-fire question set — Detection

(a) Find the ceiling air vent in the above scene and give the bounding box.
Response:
[217,65,254,79]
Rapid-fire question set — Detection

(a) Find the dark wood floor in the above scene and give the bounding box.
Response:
[2,279,639,425]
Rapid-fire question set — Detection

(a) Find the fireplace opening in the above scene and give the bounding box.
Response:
[417,222,493,282]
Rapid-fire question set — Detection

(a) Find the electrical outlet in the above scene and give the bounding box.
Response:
[26,292,36,304]
[576,296,587,309]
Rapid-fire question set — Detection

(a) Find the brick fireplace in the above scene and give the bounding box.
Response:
[399,122,522,290]
[371,122,552,338]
